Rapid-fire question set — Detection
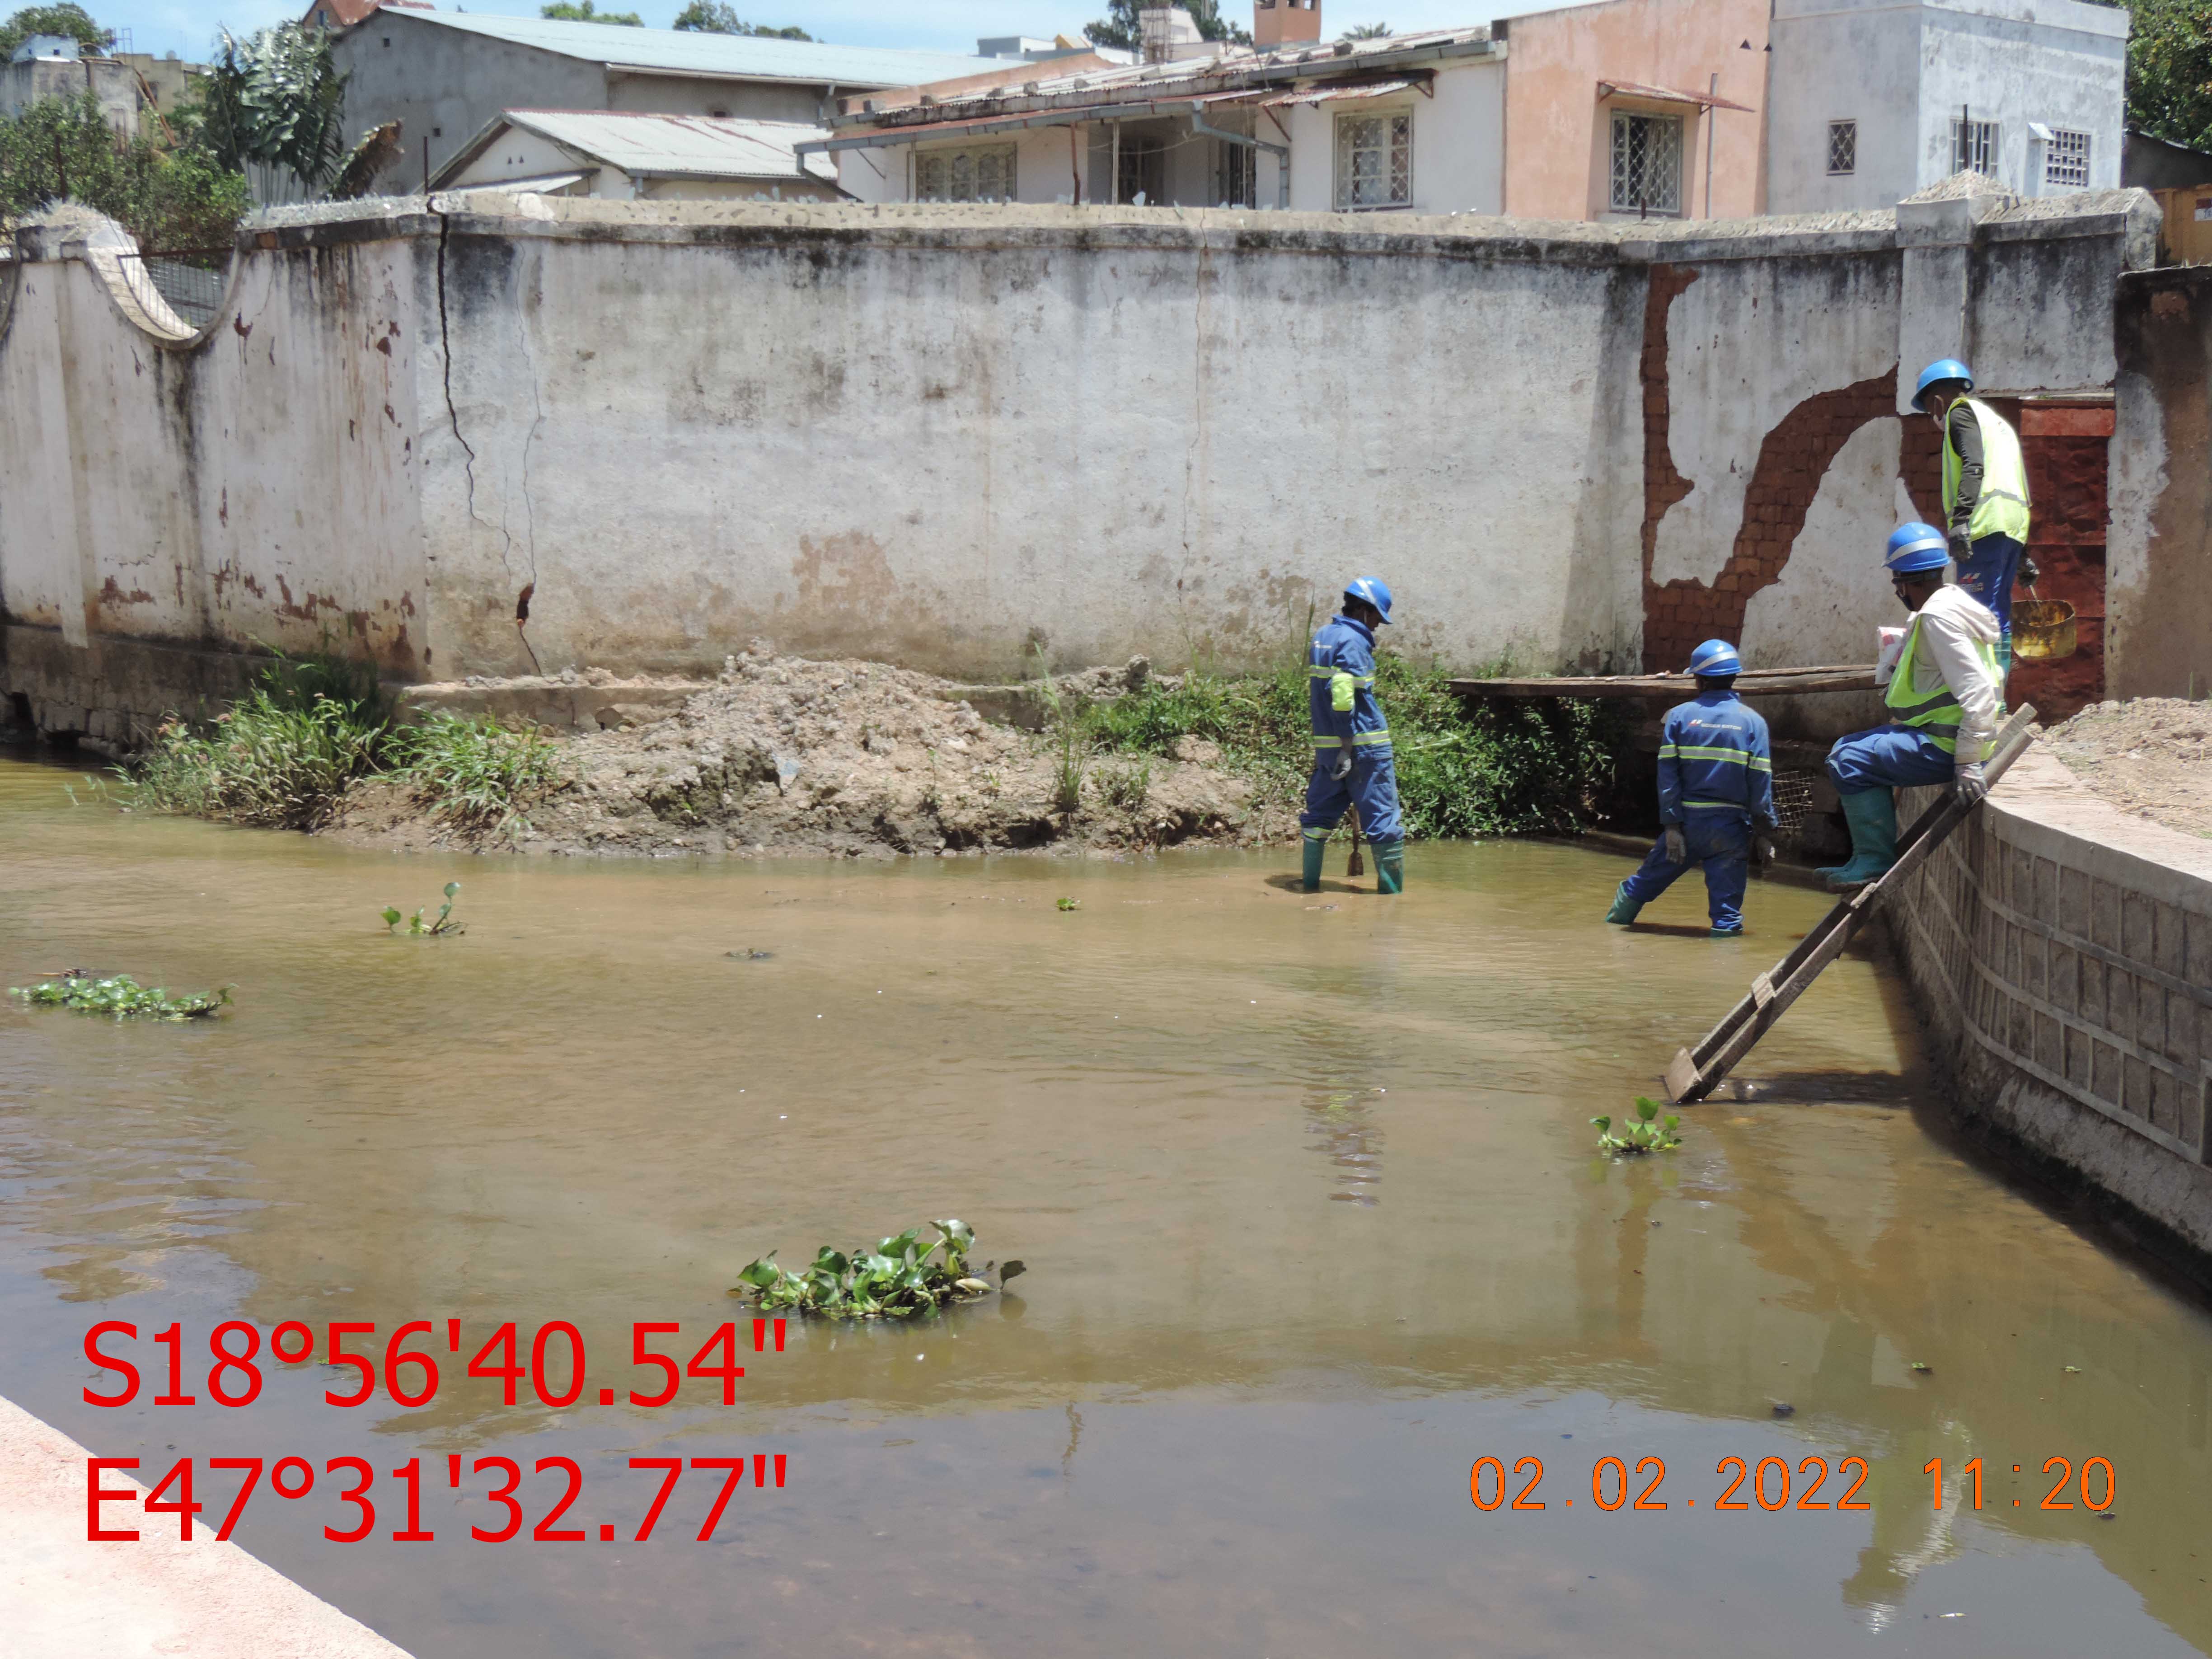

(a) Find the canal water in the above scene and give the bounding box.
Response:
[3,751,2208,1658]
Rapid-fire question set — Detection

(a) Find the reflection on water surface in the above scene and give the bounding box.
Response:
[2,752,2207,1657]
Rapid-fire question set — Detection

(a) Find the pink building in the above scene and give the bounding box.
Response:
[1500,0,1769,220]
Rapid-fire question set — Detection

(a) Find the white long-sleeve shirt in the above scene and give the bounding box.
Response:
[1878,584,2002,763]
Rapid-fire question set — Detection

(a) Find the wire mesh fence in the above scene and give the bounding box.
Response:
[117,250,233,331]
[1771,769,1817,835]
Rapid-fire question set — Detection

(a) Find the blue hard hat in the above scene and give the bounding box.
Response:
[1886,521,1951,573]
[1684,638,1742,677]
[1344,576,1393,623]
[1913,358,1973,408]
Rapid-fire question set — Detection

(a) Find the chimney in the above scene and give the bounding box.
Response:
[1254,0,1321,50]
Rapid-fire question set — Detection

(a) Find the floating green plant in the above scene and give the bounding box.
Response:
[1592,1096,1682,1155]
[382,881,463,936]
[731,1220,1025,1319]
[10,975,231,1020]
[1056,897,1081,911]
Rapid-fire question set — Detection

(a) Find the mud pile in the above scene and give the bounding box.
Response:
[330,647,1295,859]
[2040,698,2212,841]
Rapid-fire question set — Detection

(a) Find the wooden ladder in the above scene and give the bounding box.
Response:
[1664,704,2039,1106]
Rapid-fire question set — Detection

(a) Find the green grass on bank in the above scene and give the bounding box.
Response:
[127,648,558,833]
[1074,656,1628,840]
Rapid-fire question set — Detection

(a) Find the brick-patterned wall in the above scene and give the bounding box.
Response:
[1885,755,2212,1261]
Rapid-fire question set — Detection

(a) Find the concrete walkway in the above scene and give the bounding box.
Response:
[0,1393,413,1659]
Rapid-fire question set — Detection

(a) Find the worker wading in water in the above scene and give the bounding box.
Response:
[1300,578,1404,895]
[1913,358,2035,680]
[1605,638,1776,937]
[1817,523,2003,890]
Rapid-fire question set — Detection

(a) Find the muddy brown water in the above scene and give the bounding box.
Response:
[3,750,2210,1658]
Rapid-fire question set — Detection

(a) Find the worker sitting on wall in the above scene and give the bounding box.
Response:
[1816,523,2003,890]
[1300,578,1404,895]
[1605,639,1775,938]
[1913,358,2036,679]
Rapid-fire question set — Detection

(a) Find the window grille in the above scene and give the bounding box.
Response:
[1334,112,1411,210]
[2043,128,2090,190]
[1952,118,1998,177]
[916,144,1017,203]
[1609,111,1682,215]
[1215,138,1256,208]
[1826,120,1856,176]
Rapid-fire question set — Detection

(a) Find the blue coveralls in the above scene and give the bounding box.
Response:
[1618,689,1775,932]
[1299,614,1402,844]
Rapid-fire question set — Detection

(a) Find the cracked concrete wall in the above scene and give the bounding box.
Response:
[415,198,1650,684]
[0,192,2163,745]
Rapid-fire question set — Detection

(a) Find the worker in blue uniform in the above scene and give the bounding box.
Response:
[1605,639,1776,937]
[1300,577,1404,895]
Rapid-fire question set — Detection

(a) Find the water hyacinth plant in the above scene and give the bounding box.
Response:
[731,1220,1023,1319]
[10,975,231,1020]
[1592,1096,1682,1155]
[382,882,463,936]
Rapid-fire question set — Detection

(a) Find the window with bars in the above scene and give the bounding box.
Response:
[1214,138,1256,208]
[1609,110,1682,215]
[915,144,1017,203]
[1826,120,1856,176]
[2043,127,2090,190]
[1334,111,1411,210]
[1952,118,1998,177]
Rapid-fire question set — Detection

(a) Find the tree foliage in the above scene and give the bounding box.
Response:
[0,3,111,59]
[671,1,812,38]
[0,92,249,249]
[190,25,351,194]
[1084,0,1251,51]
[1339,21,1392,39]
[2105,0,2212,154]
[539,1,644,23]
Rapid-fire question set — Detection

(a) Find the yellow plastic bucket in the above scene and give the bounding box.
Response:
[2012,598,2077,662]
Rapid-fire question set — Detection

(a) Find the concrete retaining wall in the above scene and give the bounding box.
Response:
[1886,749,2212,1269]
[0,188,2160,747]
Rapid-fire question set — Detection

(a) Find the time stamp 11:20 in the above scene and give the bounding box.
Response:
[1472,1455,2118,1514]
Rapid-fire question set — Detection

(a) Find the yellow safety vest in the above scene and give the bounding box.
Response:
[1940,396,2032,543]
[1885,613,1999,758]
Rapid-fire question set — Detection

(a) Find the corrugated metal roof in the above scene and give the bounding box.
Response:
[500,110,839,182]
[384,10,999,89]
[838,27,1492,130]
[1255,78,1415,106]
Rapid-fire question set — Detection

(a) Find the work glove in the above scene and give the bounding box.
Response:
[1331,747,1354,783]
[1953,762,1988,806]
[1662,826,1687,865]
[2019,554,2041,588]
[1752,834,1778,868]
[1946,526,1971,561]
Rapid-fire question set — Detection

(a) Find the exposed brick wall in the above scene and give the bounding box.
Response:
[1636,263,1700,674]
[1643,365,1897,672]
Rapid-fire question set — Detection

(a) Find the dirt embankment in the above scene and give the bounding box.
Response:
[327,649,1298,859]
[2040,698,2212,840]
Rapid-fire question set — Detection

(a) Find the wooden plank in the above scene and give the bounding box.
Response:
[1451,666,1877,699]
[1666,706,2039,1104]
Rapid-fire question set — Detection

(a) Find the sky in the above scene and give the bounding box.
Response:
[87,0,1547,65]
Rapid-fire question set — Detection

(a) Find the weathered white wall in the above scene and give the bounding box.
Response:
[0,208,432,741]
[0,191,2161,744]
[1768,0,2126,214]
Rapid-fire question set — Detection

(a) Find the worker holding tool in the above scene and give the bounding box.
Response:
[1300,577,1404,895]
[1815,523,2003,890]
[1605,638,1775,937]
[1913,359,2035,679]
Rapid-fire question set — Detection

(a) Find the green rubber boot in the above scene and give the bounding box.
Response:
[1373,838,1404,895]
[1300,834,1327,893]
[1817,788,1898,890]
[1605,882,1643,924]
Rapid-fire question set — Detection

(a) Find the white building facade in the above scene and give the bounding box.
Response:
[1766,0,2127,214]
